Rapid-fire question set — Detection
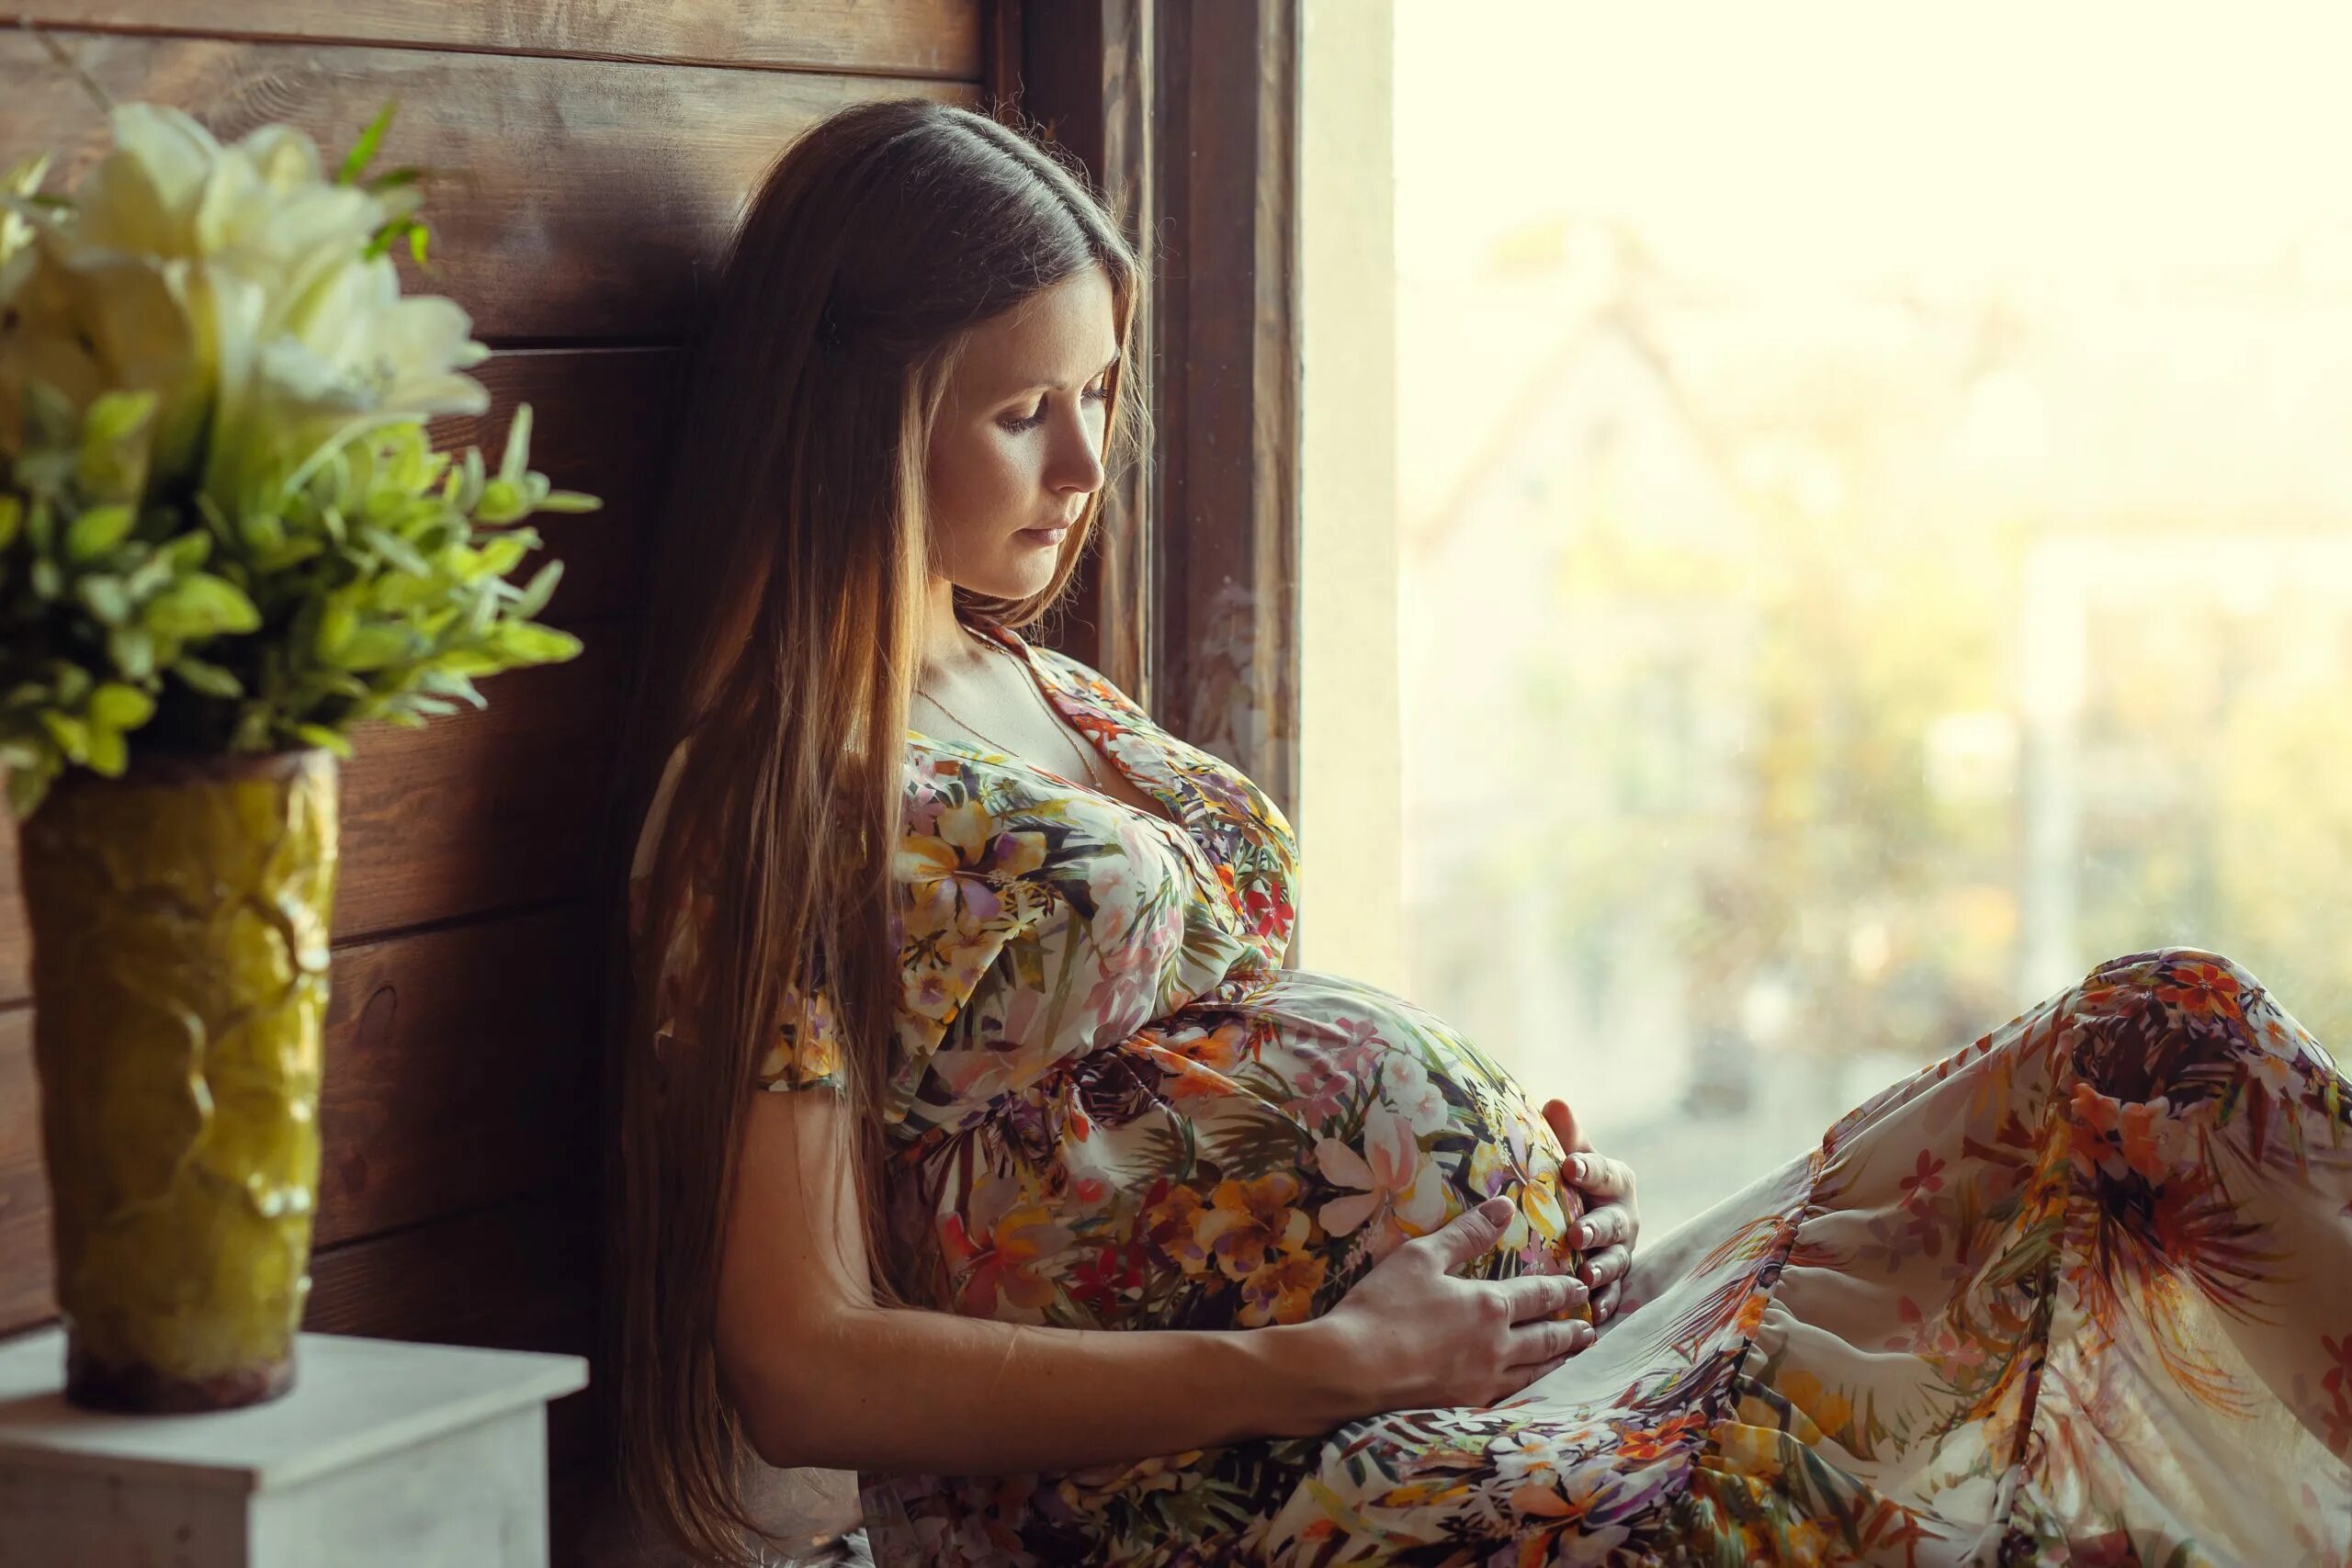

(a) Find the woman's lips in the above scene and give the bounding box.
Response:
[1019,522,1072,546]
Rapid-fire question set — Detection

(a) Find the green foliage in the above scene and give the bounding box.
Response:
[0,382,601,818]
[0,99,602,818]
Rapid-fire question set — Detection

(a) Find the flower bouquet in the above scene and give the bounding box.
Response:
[0,96,598,1412]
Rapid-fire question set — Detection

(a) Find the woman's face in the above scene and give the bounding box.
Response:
[924,265,1119,599]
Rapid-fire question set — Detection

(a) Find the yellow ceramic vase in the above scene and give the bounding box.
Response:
[19,747,339,1413]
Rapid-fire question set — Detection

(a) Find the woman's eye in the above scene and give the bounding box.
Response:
[1081,380,1111,406]
[998,399,1048,434]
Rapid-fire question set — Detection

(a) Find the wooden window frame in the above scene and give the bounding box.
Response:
[989,0,1305,822]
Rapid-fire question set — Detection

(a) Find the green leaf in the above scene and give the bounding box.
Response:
[533,489,603,514]
[475,477,526,525]
[76,574,130,625]
[359,524,433,577]
[146,573,262,637]
[239,510,289,554]
[65,503,135,563]
[0,494,20,549]
[293,722,355,759]
[85,726,127,776]
[170,656,243,699]
[89,682,153,730]
[164,530,212,570]
[108,626,155,680]
[489,621,582,664]
[315,598,358,659]
[475,533,530,579]
[37,710,87,762]
[435,648,506,677]
[337,100,398,186]
[341,624,416,671]
[83,389,157,447]
[30,558,61,601]
[122,547,176,601]
[499,403,534,484]
[508,559,564,621]
[416,668,486,709]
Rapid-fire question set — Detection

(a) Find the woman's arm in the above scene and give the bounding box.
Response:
[716,1089,1589,1476]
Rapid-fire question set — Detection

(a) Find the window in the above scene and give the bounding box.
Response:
[1308,0,2352,1241]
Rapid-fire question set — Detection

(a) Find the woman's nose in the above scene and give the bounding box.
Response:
[1045,404,1108,497]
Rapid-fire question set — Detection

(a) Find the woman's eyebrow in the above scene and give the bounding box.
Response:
[998,351,1121,396]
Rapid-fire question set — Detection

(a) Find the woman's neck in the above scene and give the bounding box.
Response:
[918,579,991,688]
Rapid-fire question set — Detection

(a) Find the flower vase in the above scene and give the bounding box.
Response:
[18,746,339,1412]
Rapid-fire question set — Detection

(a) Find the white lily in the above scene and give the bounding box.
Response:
[0,101,488,497]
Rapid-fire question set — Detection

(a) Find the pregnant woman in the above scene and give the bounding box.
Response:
[610,99,2352,1566]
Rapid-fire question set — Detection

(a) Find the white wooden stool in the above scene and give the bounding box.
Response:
[0,1325,588,1567]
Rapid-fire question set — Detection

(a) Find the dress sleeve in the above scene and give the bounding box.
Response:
[627,738,849,1098]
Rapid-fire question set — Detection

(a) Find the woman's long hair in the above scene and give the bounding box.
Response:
[594,98,1145,1564]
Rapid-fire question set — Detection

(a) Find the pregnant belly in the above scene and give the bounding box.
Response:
[911,967,1591,1333]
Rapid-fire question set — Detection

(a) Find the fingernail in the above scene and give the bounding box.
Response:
[1570,1156,1588,1180]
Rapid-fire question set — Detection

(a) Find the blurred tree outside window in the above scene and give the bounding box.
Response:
[1388,0,2352,1240]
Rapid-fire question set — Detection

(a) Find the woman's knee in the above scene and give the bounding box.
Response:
[2065,944,2329,1106]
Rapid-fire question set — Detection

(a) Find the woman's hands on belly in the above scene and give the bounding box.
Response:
[1544,1098,1641,1323]
[1297,1194,1599,1417]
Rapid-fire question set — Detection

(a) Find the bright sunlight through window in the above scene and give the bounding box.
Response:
[1388,0,2352,1240]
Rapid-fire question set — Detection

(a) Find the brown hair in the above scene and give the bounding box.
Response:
[594,99,1145,1564]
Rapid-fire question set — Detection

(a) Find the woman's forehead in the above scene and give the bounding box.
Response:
[955,269,1120,395]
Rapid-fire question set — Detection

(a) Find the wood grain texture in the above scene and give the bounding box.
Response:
[1008,1,1155,696]
[432,346,684,630]
[0,903,607,1336]
[3,1,984,78]
[1149,0,1302,820]
[304,1191,603,1472]
[0,1032,43,1336]
[0,628,633,1004]
[304,1190,596,1355]
[0,31,976,342]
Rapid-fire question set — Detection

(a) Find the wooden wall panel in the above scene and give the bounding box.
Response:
[0,4,992,1559]
[0,31,975,342]
[0,633,631,1002]
[435,346,686,629]
[9,1,985,78]
[0,903,606,1334]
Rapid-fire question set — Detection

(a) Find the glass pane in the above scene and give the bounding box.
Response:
[1393,0,2352,1243]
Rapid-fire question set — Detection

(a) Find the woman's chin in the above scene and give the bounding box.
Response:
[967,558,1064,600]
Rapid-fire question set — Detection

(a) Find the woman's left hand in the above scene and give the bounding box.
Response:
[1542,1098,1639,1325]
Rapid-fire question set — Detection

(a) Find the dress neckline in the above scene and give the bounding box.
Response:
[906,617,1188,834]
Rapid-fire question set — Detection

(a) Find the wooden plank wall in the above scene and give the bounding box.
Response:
[0,5,985,1562]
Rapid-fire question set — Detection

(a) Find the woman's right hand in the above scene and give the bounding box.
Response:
[1303,1194,1596,1420]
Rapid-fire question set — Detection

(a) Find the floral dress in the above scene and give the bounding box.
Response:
[628,615,2352,1567]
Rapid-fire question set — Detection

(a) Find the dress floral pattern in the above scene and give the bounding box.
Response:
[628,616,2352,1566]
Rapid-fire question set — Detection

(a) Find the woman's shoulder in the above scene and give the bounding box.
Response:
[1011,630,1149,720]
